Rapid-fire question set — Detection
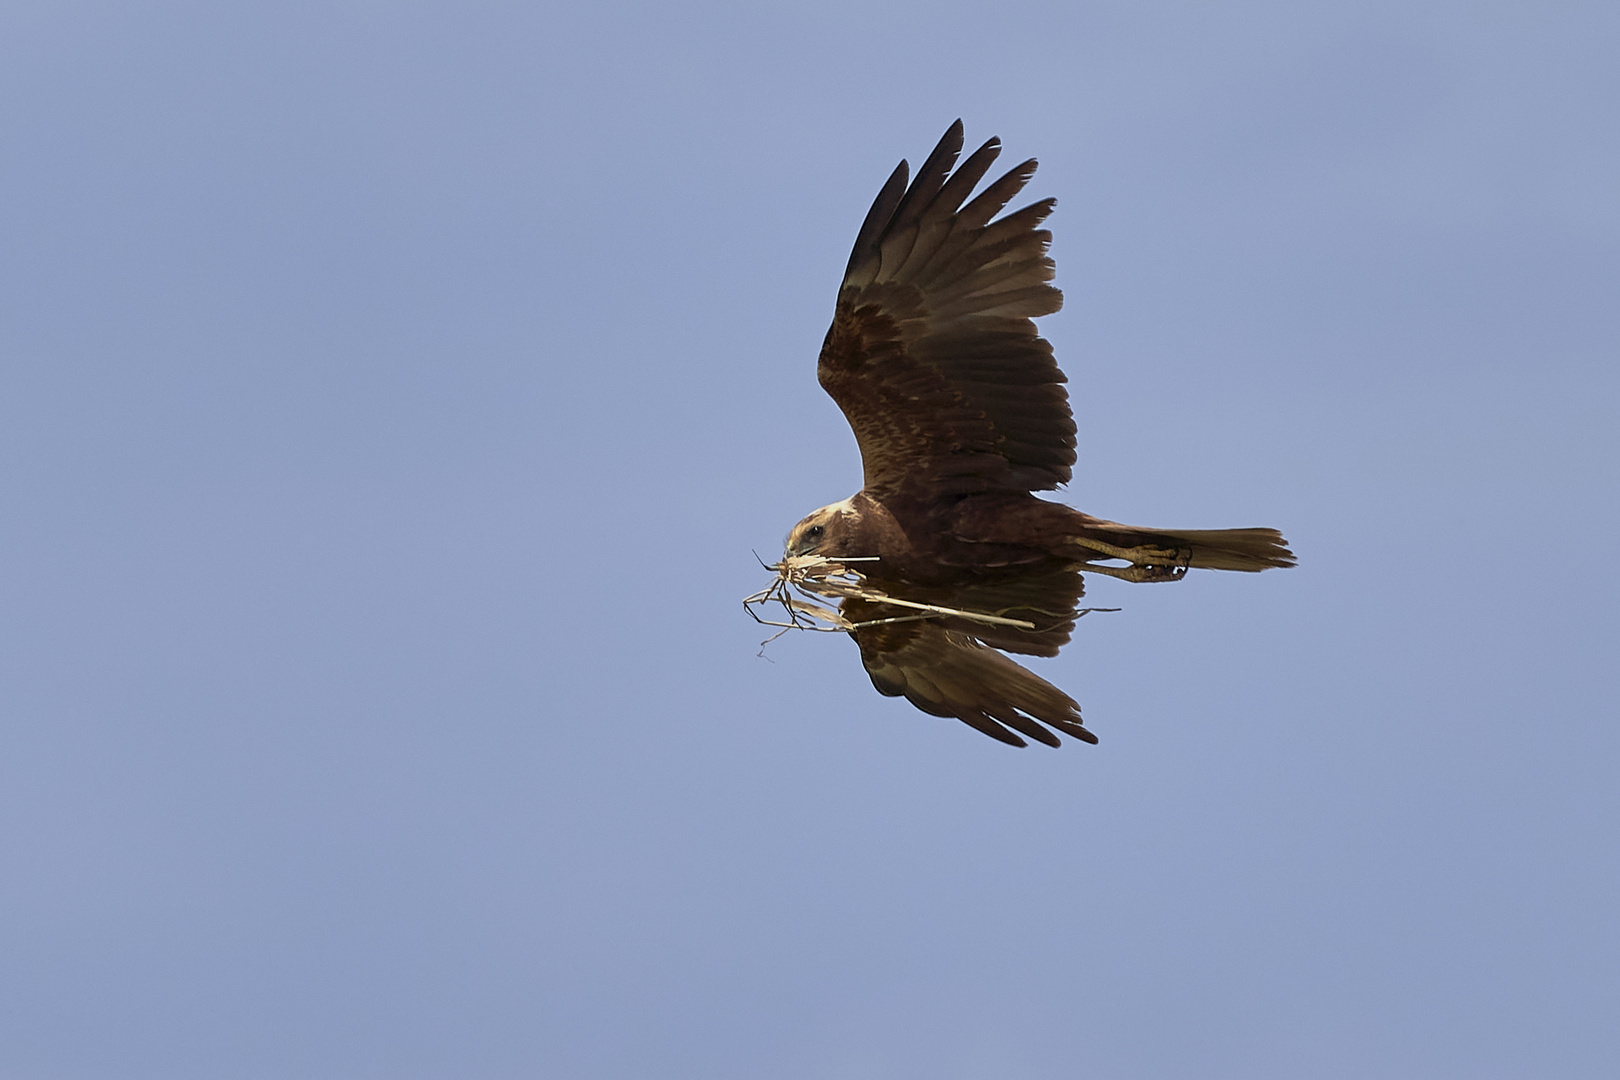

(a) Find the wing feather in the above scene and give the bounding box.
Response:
[843,162,910,288]
[848,611,1097,749]
[818,122,1075,501]
[957,158,1040,229]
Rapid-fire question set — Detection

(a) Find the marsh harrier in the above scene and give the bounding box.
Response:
[764,121,1293,748]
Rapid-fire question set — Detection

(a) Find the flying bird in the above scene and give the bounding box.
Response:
[763,121,1294,748]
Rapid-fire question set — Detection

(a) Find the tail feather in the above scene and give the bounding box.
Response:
[1073,522,1296,572]
[1164,527,1295,571]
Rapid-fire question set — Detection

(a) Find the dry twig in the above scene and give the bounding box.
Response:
[743,554,1044,641]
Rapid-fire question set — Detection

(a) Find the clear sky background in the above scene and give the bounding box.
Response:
[2,2,1616,1078]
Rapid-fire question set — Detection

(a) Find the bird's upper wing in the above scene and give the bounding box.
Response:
[818,121,1075,502]
[847,605,1096,748]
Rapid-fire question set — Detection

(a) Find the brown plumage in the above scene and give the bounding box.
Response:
[782,121,1295,748]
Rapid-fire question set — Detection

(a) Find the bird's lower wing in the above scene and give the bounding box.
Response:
[851,619,1096,748]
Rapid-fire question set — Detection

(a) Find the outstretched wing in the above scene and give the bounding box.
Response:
[848,609,1096,749]
[818,121,1075,502]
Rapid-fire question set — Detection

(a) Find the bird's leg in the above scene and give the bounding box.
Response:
[1075,561,1187,583]
[1068,537,1191,583]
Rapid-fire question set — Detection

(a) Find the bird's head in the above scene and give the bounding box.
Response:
[785,500,857,557]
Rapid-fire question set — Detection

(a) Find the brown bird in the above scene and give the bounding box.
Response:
[778,121,1294,748]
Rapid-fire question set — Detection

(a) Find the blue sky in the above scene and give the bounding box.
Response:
[2,3,1617,1077]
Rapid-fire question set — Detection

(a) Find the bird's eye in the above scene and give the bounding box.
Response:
[807,525,824,537]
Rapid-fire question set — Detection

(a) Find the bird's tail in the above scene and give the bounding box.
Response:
[1068,520,1296,573]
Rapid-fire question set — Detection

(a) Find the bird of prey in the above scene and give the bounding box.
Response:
[761,121,1294,748]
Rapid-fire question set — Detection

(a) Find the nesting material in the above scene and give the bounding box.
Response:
[743,554,1040,638]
